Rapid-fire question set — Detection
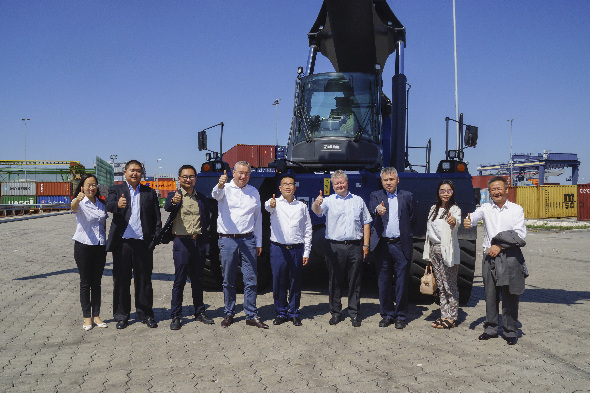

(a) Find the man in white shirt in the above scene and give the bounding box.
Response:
[212,161,267,329]
[464,176,527,345]
[264,175,312,326]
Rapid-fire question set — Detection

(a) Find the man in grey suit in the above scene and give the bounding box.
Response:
[369,167,415,329]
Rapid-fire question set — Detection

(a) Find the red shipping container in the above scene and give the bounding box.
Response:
[507,187,517,203]
[578,184,590,221]
[258,145,275,168]
[36,182,72,196]
[472,175,510,190]
[223,144,260,169]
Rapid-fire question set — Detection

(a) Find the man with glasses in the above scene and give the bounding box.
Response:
[106,160,162,329]
[165,165,214,330]
[368,167,415,329]
[212,161,267,329]
[265,175,312,326]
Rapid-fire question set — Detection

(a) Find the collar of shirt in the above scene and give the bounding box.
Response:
[335,192,351,200]
[126,181,140,194]
[386,190,398,198]
[181,187,195,197]
[278,195,297,205]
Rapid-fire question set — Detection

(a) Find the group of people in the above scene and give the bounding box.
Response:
[71,160,527,345]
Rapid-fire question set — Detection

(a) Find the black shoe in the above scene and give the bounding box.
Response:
[478,332,498,340]
[329,314,342,325]
[170,317,181,330]
[116,320,128,330]
[195,312,214,325]
[291,317,303,326]
[142,317,158,328]
[273,316,289,325]
[394,319,408,329]
[351,318,362,327]
[379,318,394,328]
[505,337,518,345]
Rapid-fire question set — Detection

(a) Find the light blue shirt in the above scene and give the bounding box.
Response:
[316,192,372,241]
[122,182,143,240]
[384,190,400,238]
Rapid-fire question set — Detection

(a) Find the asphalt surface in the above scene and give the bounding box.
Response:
[1,213,589,392]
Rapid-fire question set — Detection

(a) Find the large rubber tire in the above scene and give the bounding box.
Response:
[409,238,476,305]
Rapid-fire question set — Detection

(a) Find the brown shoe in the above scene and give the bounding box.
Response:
[221,315,233,328]
[246,317,269,329]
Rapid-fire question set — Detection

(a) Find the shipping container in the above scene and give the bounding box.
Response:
[507,187,517,203]
[36,182,72,196]
[479,189,489,205]
[258,145,275,168]
[1,195,36,205]
[471,175,509,190]
[1,182,36,196]
[515,186,540,219]
[578,184,590,221]
[223,144,260,169]
[36,196,71,205]
[540,185,577,218]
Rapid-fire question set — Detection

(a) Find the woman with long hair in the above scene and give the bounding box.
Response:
[71,174,108,331]
[423,180,461,329]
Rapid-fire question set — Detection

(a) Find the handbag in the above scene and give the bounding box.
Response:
[420,264,437,295]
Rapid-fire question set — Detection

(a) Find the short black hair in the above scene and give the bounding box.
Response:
[279,174,295,184]
[178,164,197,177]
[488,176,508,189]
[125,159,143,171]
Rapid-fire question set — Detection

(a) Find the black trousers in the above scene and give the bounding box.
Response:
[374,239,409,320]
[74,241,106,318]
[325,241,363,319]
[171,237,206,318]
[112,238,154,322]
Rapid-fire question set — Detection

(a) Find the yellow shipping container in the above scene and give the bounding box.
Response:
[515,185,577,219]
[515,186,540,219]
[539,185,577,218]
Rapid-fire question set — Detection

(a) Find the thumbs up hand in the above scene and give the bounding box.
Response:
[218,170,228,189]
[463,213,472,229]
[270,194,277,209]
[172,189,182,205]
[118,194,127,209]
[314,190,324,207]
[377,201,387,215]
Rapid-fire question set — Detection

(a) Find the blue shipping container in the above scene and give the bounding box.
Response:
[37,196,71,205]
[479,189,489,205]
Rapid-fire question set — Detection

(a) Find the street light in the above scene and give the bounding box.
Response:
[156,158,162,197]
[272,99,281,146]
[507,119,514,186]
[21,118,30,181]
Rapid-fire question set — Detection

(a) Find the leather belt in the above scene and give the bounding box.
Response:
[382,237,401,244]
[271,241,303,250]
[175,234,201,240]
[219,232,253,239]
[329,239,362,245]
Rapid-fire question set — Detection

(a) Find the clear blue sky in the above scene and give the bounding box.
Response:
[2,1,589,183]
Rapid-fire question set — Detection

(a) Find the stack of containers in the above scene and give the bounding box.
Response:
[36,182,72,209]
[1,182,36,205]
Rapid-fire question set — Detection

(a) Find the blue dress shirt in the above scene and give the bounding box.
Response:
[384,190,400,238]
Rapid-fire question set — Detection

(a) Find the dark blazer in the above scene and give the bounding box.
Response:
[105,182,162,252]
[368,188,415,261]
[149,189,210,250]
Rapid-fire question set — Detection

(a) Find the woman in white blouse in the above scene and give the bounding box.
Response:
[423,180,461,329]
[71,174,108,331]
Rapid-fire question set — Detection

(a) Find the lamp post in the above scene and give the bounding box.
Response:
[156,158,162,197]
[507,119,514,186]
[272,99,281,146]
[21,118,30,181]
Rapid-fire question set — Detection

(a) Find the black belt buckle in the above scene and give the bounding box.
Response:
[383,237,400,244]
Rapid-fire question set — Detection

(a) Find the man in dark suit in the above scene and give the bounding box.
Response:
[106,159,161,329]
[369,167,415,329]
[164,165,214,330]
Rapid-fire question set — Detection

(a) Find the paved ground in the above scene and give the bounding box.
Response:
[0,213,589,392]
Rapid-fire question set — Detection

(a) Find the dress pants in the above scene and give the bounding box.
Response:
[270,242,304,318]
[375,239,409,320]
[218,235,258,319]
[171,237,207,318]
[325,241,363,319]
[482,256,520,338]
[74,241,106,318]
[112,238,154,322]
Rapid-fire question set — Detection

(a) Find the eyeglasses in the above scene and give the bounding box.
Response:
[180,175,196,180]
[85,184,98,189]
[439,189,453,194]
